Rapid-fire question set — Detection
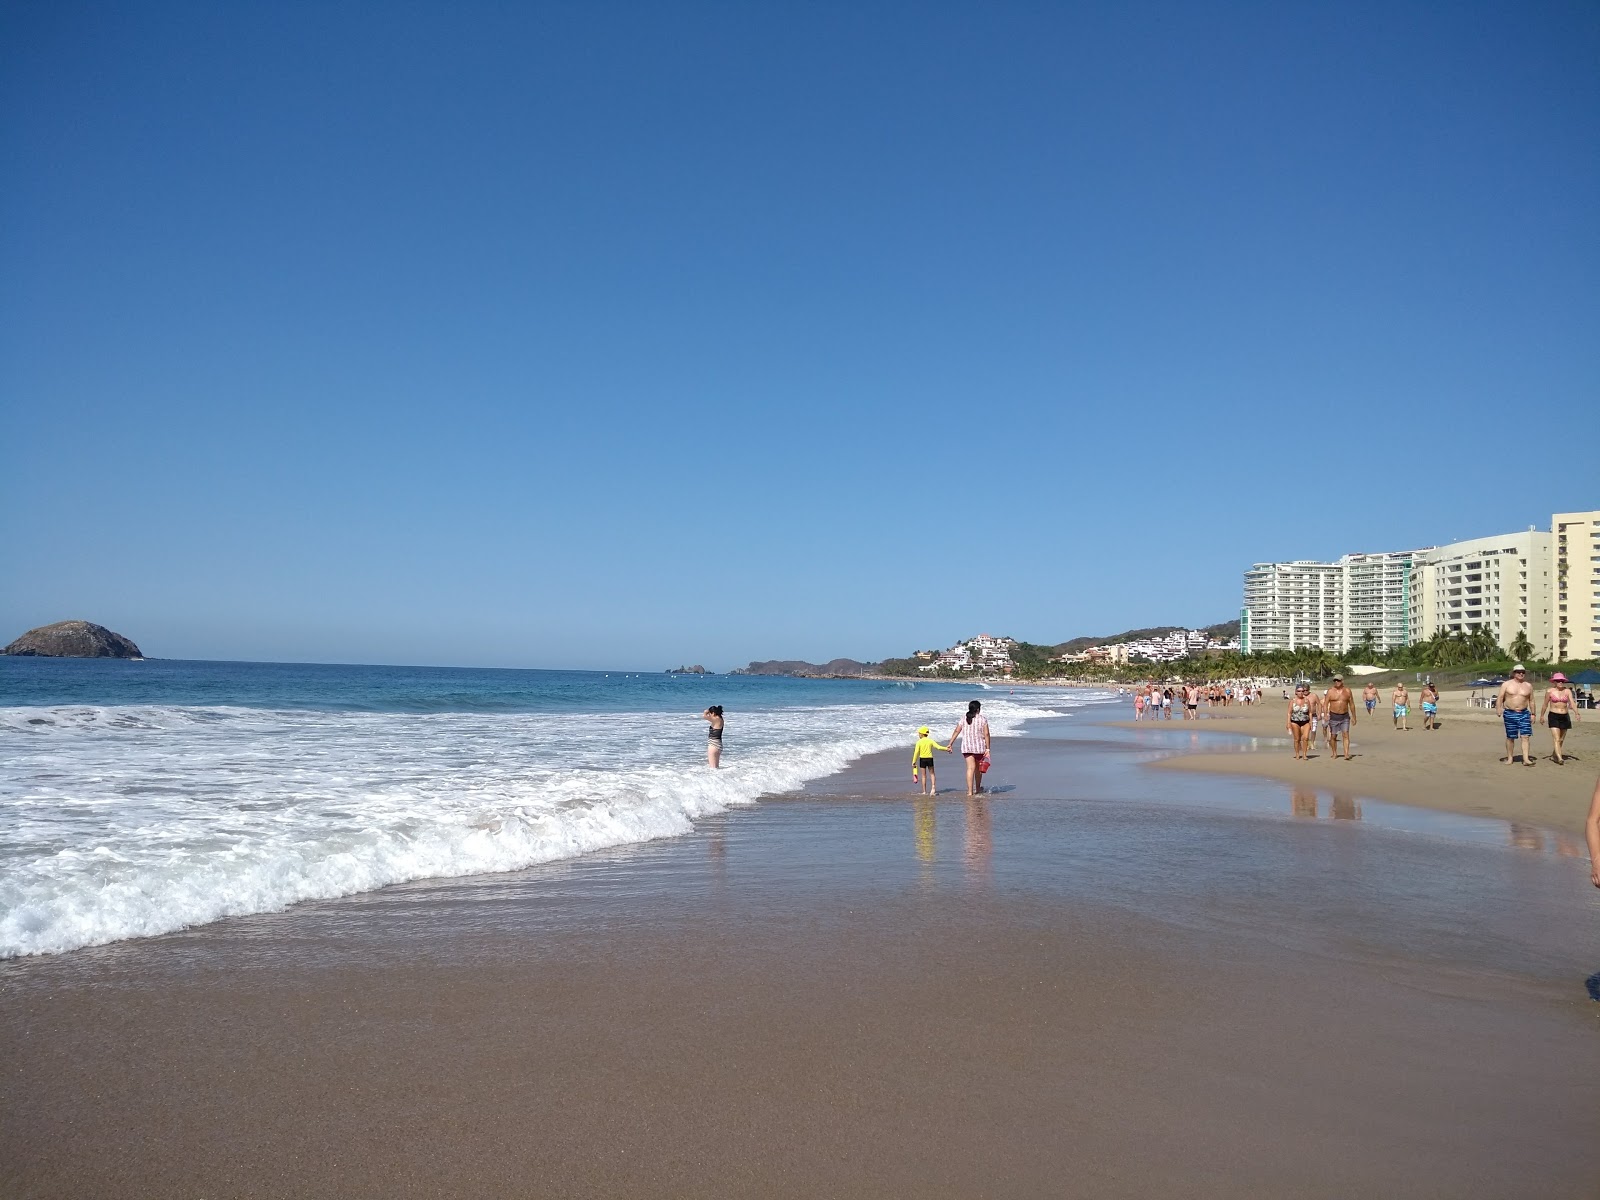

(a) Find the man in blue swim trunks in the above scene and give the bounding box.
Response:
[1497,664,1536,767]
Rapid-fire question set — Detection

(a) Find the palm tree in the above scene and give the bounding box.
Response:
[1509,629,1534,663]
[1352,630,1378,663]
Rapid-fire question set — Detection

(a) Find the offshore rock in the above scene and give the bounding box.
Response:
[2,620,144,659]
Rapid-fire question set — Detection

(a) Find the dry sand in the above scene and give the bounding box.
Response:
[1126,690,1597,834]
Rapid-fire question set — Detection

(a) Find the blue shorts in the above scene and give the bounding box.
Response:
[1503,709,1532,739]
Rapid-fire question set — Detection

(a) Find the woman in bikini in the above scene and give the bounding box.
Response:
[1287,683,1314,760]
[1540,673,1579,765]
[702,705,725,768]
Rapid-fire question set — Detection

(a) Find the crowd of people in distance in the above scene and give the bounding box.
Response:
[1127,681,1263,721]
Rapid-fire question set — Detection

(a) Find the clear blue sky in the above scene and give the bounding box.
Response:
[3,2,1597,669]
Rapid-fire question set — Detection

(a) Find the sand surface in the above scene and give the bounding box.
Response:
[4,719,1599,1198]
[1116,691,1597,833]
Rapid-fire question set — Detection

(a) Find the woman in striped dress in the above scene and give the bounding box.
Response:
[948,700,992,797]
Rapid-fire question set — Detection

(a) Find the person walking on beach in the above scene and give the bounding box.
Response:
[911,726,950,795]
[1540,672,1579,765]
[1392,683,1410,732]
[1134,690,1146,721]
[1421,681,1440,731]
[1325,675,1356,761]
[949,700,992,797]
[702,705,725,768]
[1362,682,1378,717]
[1498,665,1536,767]
[1288,683,1315,760]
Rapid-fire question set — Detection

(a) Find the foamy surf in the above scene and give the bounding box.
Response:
[0,690,1108,957]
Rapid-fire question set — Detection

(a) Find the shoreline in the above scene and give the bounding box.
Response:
[1106,697,1596,835]
[5,725,1598,1197]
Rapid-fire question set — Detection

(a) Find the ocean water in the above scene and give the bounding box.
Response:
[0,658,1110,957]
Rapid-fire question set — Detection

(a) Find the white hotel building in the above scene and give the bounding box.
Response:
[1241,551,1416,654]
[1242,510,1597,659]
[1408,530,1553,658]
[1239,561,1343,653]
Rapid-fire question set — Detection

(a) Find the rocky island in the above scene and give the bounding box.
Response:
[666,665,708,674]
[2,620,144,659]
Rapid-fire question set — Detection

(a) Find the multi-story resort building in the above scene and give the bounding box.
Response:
[1242,510,1595,658]
[1555,510,1600,661]
[1408,531,1553,657]
[1338,551,1416,652]
[1239,560,1344,653]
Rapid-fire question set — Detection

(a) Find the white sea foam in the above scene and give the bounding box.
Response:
[0,691,1107,957]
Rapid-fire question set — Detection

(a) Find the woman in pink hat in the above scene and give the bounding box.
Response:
[1539,673,1579,765]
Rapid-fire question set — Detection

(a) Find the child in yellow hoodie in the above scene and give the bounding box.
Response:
[911,726,951,796]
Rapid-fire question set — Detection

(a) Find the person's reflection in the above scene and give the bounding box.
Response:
[1550,831,1583,858]
[1291,789,1318,819]
[1329,794,1362,822]
[1508,823,1545,852]
[707,829,727,883]
[963,798,992,883]
[914,797,937,871]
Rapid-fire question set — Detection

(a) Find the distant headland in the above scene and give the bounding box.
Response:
[3,620,144,659]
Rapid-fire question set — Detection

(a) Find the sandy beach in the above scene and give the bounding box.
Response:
[5,714,1599,1198]
[1123,688,1596,834]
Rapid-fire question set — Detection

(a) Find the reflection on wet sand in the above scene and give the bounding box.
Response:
[963,799,991,882]
[1290,789,1362,822]
[1509,823,1586,856]
[914,798,936,879]
[1329,794,1361,822]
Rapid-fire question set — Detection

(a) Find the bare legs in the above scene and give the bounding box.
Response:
[707,741,721,769]
[1291,722,1311,760]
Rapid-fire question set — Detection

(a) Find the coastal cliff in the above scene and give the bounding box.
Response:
[3,621,143,659]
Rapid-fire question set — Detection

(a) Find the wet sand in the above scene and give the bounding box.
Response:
[1119,694,1597,833]
[4,719,1599,1198]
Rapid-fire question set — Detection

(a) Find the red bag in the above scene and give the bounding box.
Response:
[978,753,991,774]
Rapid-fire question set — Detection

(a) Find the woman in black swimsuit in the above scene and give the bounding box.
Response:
[1287,684,1313,760]
[702,705,724,769]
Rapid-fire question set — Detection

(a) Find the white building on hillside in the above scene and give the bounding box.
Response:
[917,634,1017,673]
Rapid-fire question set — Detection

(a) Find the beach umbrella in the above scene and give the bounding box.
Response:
[1568,669,1600,686]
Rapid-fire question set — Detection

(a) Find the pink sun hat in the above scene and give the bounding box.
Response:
[1551,671,1568,682]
